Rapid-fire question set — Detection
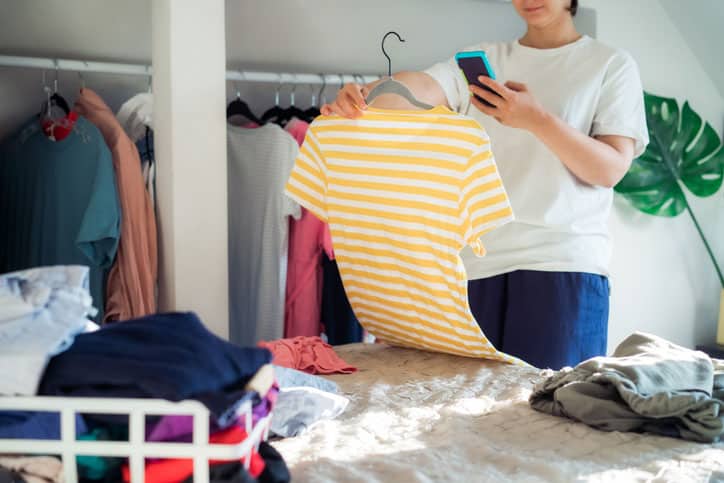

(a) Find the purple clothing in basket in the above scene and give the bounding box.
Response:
[251,385,278,425]
[146,386,278,443]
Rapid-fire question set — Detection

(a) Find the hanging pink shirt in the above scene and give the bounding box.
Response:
[284,118,334,338]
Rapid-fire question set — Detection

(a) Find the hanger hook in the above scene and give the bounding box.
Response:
[381,31,405,77]
[317,74,327,106]
[79,62,89,90]
[290,76,297,107]
[275,74,284,107]
[41,70,51,117]
[306,82,317,108]
[145,65,152,93]
[235,70,247,98]
[53,59,60,93]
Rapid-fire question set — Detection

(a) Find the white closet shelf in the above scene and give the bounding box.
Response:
[0,54,380,85]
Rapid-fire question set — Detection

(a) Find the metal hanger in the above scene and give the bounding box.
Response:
[50,61,71,114]
[40,63,70,117]
[261,75,286,124]
[303,79,321,121]
[317,74,328,108]
[279,77,308,126]
[365,31,433,110]
[226,72,261,124]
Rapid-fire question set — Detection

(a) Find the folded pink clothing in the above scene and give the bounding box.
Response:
[258,336,357,375]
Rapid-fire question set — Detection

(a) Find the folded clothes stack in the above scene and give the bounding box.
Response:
[530,332,724,443]
[258,336,357,438]
[0,266,290,483]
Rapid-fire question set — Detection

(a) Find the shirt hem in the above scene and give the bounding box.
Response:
[464,262,609,280]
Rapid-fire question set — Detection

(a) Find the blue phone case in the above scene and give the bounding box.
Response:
[455,51,496,80]
[455,51,499,107]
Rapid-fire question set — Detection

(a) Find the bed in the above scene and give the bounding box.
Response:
[272,343,724,482]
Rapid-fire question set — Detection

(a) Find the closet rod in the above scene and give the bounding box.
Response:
[0,54,380,85]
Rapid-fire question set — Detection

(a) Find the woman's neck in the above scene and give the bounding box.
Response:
[519,17,581,49]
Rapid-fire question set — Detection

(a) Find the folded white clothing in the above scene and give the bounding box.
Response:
[0,265,94,395]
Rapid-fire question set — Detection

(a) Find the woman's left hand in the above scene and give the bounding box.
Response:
[470,76,547,132]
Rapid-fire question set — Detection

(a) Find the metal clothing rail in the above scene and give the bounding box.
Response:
[0,54,380,85]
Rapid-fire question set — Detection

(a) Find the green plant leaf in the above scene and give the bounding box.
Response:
[615,92,724,217]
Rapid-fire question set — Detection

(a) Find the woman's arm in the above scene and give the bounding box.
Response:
[470,77,635,188]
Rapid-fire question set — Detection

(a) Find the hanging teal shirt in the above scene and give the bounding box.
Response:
[0,115,120,319]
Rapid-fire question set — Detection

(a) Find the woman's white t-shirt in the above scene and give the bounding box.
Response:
[425,35,648,280]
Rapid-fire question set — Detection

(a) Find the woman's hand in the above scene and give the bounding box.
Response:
[470,76,546,132]
[320,83,370,118]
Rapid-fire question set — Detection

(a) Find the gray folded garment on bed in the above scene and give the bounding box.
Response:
[529,331,724,443]
[272,365,339,393]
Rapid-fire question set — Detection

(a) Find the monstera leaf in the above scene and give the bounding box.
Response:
[615,92,724,217]
[615,91,724,288]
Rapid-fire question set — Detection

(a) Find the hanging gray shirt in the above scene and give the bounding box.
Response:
[227,124,300,346]
[530,332,724,443]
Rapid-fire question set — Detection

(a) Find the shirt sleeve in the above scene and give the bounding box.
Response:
[590,50,649,157]
[76,144,121,269]
[424,55,472,114]
[459,134,514,257]
[284,127,328,223]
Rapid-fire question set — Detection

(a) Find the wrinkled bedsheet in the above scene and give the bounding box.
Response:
[272,344,724,482]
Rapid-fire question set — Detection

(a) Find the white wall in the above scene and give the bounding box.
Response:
[224,0,595,114]
[660,0,724,101]
[581,0,724,351]
[0,0,151,141]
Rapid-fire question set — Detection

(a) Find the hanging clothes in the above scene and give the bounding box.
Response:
[116,93,156,210]
[136,128,157,209]
[227,123,300,346]
[283,118,334,338]
[320,253,364,345]
[0,114,120,320]
[116,92,153,143]
[75,88,157,322]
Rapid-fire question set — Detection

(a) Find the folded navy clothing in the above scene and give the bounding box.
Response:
[0,411,87,440]
[38,312,271,426]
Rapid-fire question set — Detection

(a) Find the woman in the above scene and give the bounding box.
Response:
[320,0,649,369]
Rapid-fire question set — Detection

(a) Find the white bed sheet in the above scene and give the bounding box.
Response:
[272,343,724,482]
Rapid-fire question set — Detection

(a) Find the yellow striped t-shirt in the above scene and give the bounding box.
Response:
[285,105,518,363]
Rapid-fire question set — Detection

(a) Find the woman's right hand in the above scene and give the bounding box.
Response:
[320,83,371,118]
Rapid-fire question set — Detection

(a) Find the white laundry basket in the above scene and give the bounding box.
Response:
[0,396,272,483]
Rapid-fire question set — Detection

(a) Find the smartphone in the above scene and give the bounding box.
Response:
[455,51,499,108]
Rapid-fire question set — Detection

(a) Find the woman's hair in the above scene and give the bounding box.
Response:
[569,0,579,16]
